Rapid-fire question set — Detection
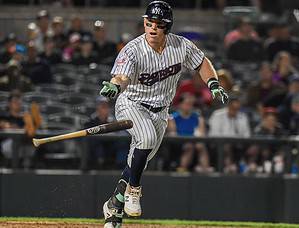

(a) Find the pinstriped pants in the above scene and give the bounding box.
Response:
[115,94,168,168]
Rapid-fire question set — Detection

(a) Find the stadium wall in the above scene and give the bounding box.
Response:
[0,172,298,223]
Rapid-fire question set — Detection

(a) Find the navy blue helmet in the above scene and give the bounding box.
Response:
[142,1,173,34]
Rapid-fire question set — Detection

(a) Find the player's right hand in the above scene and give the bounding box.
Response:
[100,81,121,98]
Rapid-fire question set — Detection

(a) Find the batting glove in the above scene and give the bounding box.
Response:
[100,81,121,98]
[207,78,229,104]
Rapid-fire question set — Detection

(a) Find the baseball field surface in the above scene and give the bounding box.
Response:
[0,217,298,228]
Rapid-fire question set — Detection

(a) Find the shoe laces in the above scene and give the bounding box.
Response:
[128,186,142,204]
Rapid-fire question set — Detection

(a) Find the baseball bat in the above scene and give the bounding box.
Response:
[32,120,133,147]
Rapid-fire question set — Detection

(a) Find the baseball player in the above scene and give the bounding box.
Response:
[100,1,229,227]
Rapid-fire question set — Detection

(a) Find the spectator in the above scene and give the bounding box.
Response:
[289,94,299,135]
[252,107,286,174]
[264,23,299,62]
[0,60,32,92]
[67,14,91,39]
[0,91,36,168]
[209,91,250,171]
[254,107,285,137]
[26,22,38,42]
[167,94,211,173]
[33,10,53,52]
[92,20,118,65]
[84,97,127,169]
[173,71,212,111]
[72,35,98,65]
[22,41,53,84]
[246,62,286,110]
[62,32,81,63]
[272,51,298,86]
[209,91,251,137]
[39,36,62,65]
[226,18,264,62]
[224,17,259,48]
[0,33,17,64]
[278,75,299,131]
[51,16,68,50]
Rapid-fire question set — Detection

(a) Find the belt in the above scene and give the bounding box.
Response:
[140,103,166,113]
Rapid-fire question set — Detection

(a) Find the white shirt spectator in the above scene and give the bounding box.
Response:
[208,107,251,137]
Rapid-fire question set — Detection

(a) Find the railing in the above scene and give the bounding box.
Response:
[1,129,299,173]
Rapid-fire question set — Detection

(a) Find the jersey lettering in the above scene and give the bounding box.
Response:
[139,63,181,86]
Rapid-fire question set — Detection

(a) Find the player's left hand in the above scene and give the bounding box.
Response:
[100,81,121,98]
[210,86,229,104]
[208,78,229,104]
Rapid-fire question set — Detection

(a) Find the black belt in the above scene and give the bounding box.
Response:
[140,103,166,113]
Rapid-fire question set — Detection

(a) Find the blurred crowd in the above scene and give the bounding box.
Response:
[0,8,299,174]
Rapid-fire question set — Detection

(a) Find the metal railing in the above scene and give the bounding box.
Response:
[1,129,299,173]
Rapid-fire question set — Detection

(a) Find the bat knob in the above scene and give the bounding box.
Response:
[32,138,40,147]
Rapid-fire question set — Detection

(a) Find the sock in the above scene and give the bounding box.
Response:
[120,165,130,183]
[110,179,127,209]
[129,148,151,187]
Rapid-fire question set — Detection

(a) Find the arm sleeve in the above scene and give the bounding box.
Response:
[110,45,136,79]
[183,38,205,70]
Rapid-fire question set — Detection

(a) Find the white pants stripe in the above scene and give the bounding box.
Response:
[115,94,168,167]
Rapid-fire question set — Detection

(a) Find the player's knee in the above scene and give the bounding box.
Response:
[139,133,157,149]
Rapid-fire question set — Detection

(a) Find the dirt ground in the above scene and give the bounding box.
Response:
[0,221,232,228]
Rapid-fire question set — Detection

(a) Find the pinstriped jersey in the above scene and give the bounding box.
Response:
[111,33,204,107]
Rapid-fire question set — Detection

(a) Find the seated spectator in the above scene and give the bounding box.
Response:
[33,10,53,52]
[62,33,81,63]
[22,41,53,84]
[93,20,118,65]
[39,36,62,65]
[264,22,299,62]
[173,71,212,111]
[0,91,37,168]
[168,94,211,173]
[245,61,287,122]
[84,97,127,169]
[278,75,299,131]
[286,93,299,135]
[0,60,32,92]
[0,33,17,64]
[254,107,285,137]
[26,22,38,42]
[250,107,286,174]
[224,17,259,48]
[67,14,91,39]
[51,16,68,50]
[209,91,250,172]
[226,18,264,62]
[72,35,98,65]
[272,51,298,86]
[209,91,251,137]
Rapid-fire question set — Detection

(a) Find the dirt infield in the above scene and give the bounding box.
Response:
[0,221,230,228]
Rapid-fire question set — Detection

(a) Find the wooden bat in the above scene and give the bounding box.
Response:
[32,120,133,147]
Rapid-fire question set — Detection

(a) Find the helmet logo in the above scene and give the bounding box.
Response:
[152,7,163,16]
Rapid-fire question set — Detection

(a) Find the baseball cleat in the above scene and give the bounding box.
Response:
[124,185,142,217]
[103,200,123,228]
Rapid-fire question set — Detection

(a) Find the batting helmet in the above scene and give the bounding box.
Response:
[142,1,173,34]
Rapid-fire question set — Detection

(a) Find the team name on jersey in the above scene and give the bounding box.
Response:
[139,63,181,86]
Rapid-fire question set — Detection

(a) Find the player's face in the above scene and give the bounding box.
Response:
[144,18,166,44]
